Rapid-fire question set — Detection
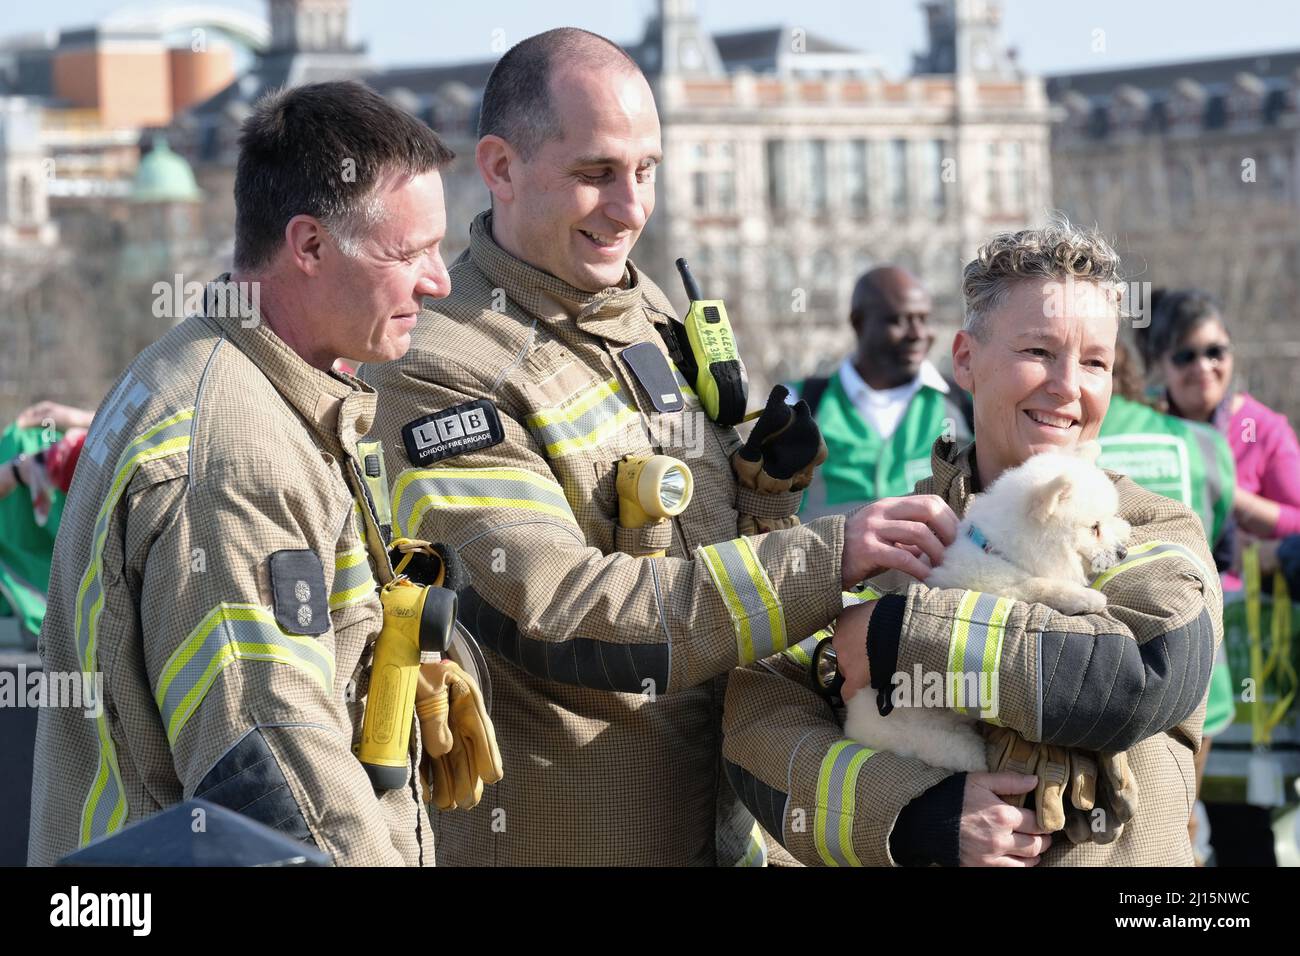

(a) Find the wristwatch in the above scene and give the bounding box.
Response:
[10,453,28,488]
[810,635,844,702]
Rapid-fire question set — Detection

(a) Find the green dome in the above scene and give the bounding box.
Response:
[131,137,201,203]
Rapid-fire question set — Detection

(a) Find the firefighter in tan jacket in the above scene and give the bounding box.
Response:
[723,220,1223,867]
[28,82,458,866]
[363,30,940,865]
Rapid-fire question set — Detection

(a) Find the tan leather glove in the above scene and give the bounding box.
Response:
[416,659,503,810]
[984,726,1083,832]
[984,726,1137,842]
[986,727,1139,843]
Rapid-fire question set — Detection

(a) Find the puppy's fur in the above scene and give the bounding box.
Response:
[844,446,1131,773]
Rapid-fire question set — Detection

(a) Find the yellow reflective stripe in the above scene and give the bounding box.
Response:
[699,537,787,664]
[734,821,769,867]
[335,548,367,571]
[844,586,882,606]
[154,603,336,746]
[814,739,874,866]
[785,589,883,669]
[783,634,819,667]
[736,538,786,653]
[391,466,576,537]
[947,590,980,707]
[536,406,638,458]
[76,406,194,845]
[332,546,374,604]
[1090,539,1212,591]
[329,579,377,611]
[525,377,621,428]
[525,377,640,458]
[947,590,1012,721]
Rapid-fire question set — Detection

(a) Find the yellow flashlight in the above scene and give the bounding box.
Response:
[615,454,693,557]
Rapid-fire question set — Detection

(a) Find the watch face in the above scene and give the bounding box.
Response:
[812,638,839,692]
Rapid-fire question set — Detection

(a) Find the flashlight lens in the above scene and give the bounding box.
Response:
[658,468,687,510]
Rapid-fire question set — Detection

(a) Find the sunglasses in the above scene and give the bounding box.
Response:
[1169,343,1231,368]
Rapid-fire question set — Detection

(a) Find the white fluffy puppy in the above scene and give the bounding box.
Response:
[844,445,1131,773]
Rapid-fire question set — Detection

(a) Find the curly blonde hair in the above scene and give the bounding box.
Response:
[962,213,1124,340]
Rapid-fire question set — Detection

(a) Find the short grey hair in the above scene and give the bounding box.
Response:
[961,213,1124,340]
[324,192,386,258]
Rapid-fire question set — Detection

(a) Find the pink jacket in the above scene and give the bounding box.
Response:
[1227,392,1300,537]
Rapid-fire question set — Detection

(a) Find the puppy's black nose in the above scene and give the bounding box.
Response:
[1116,546,1127,561]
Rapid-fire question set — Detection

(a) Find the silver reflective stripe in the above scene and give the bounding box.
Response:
[76,407,194,846]
[525,380,637,457]
[1090,540,1212,591]
[815,739,873,867]
[154,603,336,746]
[699,537,786,663]
[962,592,1002,677]
[329,550,375,609]
[391,467,576,538]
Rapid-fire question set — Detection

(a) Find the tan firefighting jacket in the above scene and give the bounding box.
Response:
[363,212,847,865]
[722,437,1222,866]
[28,278,429,867]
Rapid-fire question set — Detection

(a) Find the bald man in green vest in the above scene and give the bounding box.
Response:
[795,267,971,519]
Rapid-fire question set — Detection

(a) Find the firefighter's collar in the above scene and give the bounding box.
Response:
[468,211,650,342]
[202,274,375,451]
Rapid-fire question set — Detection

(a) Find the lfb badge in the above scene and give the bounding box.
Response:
[401,399,505,465]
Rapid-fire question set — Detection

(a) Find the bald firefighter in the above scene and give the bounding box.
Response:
[364,29,953,865]
[29,82,465,865]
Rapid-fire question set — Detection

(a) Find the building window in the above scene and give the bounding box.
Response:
[714,171,735,212]
[986,142,1002,212]
[888,139,909,214]
[925,140,947,214]
[807,140,829,215]
[1006,142,1024,210]
[1268,151,1291,201]
[692,171,708,212]
[691,142,737,214]
[766,140,788,213]
[846,140,869,218]
[17,175,34,222]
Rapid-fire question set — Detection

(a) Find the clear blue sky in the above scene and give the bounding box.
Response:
[9,0,1300,76]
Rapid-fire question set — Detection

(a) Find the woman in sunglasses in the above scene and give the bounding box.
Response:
[1150,289,1300,543]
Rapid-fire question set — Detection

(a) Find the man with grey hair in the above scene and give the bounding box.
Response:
[30,81,462,866]
[364,28,957,865]
[723,216,1221,866]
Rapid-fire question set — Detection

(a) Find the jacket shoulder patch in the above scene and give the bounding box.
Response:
[401,399,505,466]
[269,550,329,635]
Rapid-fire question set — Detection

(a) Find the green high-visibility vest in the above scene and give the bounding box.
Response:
[797,371,969,518]
[1098,396,1240,744]
[1097,394,1235,548]
[0,424,66,640]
